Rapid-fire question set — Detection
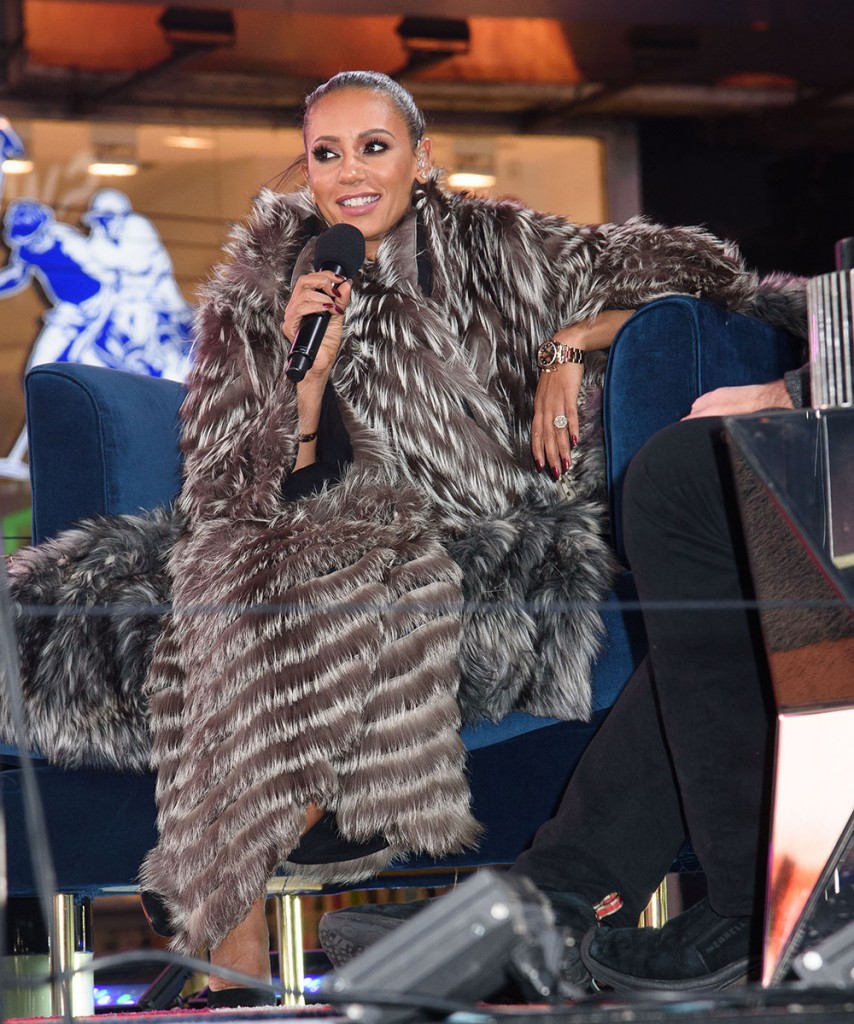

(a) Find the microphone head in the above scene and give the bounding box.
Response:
[314,223,366,278]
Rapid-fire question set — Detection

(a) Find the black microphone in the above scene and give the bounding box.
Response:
[286,223,366,382]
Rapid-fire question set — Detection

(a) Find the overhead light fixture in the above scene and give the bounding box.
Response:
[447,144,496,191]
[88,125,139,178]
[447,171,496,190]
[158,7,235,48]
[88,160,139,177]
[396,16,470,57]
[1,159,34,175]
[163,132,214,150]
[394,16,470,76]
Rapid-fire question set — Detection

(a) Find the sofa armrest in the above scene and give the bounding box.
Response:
[603,297,804,557]
[26,363,185,545]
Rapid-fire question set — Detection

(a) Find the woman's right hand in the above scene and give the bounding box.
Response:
[282,271,353,380]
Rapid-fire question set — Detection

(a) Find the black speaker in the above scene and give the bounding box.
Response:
[319,870,565,1023]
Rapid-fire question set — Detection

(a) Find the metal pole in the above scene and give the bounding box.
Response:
[272,893,304,1007]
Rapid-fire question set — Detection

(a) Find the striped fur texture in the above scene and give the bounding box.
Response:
[7,180,806,951]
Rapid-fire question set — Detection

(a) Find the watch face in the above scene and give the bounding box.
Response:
[537,340,558,368]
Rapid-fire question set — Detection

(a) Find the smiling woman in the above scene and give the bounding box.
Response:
[6,69,809,1009]
[301,80,430,259]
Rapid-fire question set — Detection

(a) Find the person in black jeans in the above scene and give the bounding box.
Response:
[318,373,808,991]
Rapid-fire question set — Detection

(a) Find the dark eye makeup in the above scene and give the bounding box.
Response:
[310,137,392,164]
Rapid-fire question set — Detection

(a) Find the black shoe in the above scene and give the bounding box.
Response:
[319,898,432,968]
[539,888,598,991]
[288,812,389,865]
[206,986,278,1008]
[140,889,174,939]
[580,897,760,992]
[318,885,599,984]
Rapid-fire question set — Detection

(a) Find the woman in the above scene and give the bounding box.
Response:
[7,71,805,1003]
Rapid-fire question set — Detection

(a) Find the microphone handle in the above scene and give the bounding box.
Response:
[286,258,347,382]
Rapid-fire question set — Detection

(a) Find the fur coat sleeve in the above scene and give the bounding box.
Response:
[427,188,806,348]
[176,197,306,523]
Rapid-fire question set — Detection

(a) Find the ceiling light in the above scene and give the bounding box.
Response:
[394,15,470,76]
[164,134,214,150]
[88,160,139,177]
[396,16,470,56]
[448,144,497,191]
[158,7,235,48]
[88,126,140,178]
[1,158,34,175]
[447,171,496,190]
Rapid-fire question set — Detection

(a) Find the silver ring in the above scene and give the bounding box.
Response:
[553,414,568,430]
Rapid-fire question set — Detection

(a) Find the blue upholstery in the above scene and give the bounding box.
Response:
[4,297,802,899]
[26,365,185,546]
[604,298,802,557]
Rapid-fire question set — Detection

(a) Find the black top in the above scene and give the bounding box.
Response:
[281,383,353,500]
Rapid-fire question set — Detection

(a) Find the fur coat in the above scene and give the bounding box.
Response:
[6,179,806,952]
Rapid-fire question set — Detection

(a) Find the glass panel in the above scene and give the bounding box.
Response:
[726,409,854,987]
[727,408,854,600]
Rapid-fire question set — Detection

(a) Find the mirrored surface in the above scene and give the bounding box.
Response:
[726,408,854,987]
[727,408,854,598]
[727,409,854,712]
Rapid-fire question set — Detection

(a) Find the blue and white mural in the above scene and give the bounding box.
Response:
[0,116,194,479]
[0,192,193,377]
[0,117,25,197]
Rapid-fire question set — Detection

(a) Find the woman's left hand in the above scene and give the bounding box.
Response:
[532,361,583,480]
[530,311,635,480]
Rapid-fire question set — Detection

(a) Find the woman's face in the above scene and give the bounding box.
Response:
[304,89,428,258]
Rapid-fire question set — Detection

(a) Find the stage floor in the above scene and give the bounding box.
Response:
[7,987,854,1024]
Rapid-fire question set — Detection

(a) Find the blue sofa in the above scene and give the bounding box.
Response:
[2,296,802,1004]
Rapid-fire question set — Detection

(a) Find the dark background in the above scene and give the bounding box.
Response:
[640,119,854,276]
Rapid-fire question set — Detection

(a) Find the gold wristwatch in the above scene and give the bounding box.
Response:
[537,339,585,372]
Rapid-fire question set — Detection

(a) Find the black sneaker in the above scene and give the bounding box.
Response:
[581,897,760,992]
[539,888,598,991]
[318,899,432,968]
[318,886,598,989]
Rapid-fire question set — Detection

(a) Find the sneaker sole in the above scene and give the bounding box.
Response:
[580,930,758,993]
[318,914,406,969]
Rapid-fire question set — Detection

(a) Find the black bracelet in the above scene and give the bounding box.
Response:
[298,430,318,443]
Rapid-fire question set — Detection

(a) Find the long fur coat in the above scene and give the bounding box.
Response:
[6,179,806,952]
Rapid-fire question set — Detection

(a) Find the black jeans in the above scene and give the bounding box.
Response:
[511,416,775,924]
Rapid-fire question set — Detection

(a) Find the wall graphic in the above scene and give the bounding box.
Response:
[0,117,194,480]
[0,117,25,197]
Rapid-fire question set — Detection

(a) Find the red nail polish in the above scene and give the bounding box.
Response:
[552,465,560,481]
[571,434,579,449]
[562,457,570,473]
[323,302,335,309]
[334,304,345,315]
[534,459,544,473]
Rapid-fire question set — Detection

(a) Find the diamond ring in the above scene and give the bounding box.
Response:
[553,414,568,430]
